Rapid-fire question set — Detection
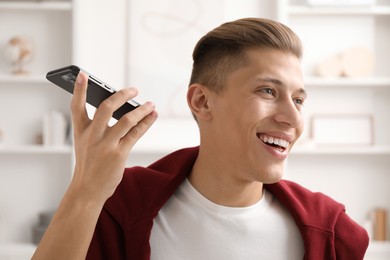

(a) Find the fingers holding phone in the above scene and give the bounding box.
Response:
[73,73,158,150]
[71,72,90,135]
[70,70,158,149]
[93,87,140,128]
[114,101,158,150]
[47,64,159,174]
[66,70,158,202]
[66,69,158,150]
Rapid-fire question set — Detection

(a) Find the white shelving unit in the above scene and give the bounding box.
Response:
[287,5,390,15]
[0,1,72,11]
[292,145,390,155]
[0,145,72,155]
[0,74,47,83]
[0,1,74,257]
[277,0,390,258]
[304,76,390,87]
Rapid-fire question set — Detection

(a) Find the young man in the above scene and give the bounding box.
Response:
[33,18,368,259]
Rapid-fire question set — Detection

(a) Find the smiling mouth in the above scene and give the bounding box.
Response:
[257,134,290,152]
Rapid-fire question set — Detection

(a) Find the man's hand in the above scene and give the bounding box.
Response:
[69,72,158,203]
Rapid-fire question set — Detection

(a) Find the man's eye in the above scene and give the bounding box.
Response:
[260,88,275,96]
[294,98,304,106]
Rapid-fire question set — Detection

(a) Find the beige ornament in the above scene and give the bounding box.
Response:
[341,47,374,77]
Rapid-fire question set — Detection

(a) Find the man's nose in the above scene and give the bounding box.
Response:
[273,98,302,128]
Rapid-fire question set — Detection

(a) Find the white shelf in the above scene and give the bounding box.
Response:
[303,76,390,88]
[288,5,390,15]
[366,241,390,259]
[369,240,390,250]
[134,145,390,156]
[291,145,390,155]
[0,73,47,84]
[0,145,72,155]
[0,1,72,11]
[0,0,74,246]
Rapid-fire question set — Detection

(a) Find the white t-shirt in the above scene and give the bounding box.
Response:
[150,178,304,260]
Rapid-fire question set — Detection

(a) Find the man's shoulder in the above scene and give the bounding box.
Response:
[269,179,344,207]
[266,179,345,231]
[268,180,369,257]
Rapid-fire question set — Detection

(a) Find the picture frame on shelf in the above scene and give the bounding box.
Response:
[310,114,374,146]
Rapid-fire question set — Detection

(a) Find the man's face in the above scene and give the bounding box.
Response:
[207,48,306,184]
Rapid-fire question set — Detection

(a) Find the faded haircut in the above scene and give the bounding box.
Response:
[189,17,303,92]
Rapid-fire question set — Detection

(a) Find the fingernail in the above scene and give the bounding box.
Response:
[76,73,83,84]
[145,101,155,107]
[151,110,158,118]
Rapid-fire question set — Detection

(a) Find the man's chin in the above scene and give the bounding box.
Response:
[260,168,284,184]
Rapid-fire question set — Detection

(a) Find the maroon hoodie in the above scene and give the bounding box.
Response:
[87,147,369,259]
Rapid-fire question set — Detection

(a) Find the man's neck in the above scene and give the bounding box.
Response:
[188,147,264,207]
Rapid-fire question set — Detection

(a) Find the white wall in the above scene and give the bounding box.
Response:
[73,0,276,163]
[73,0,128,89]
[73,0,275,114]
[127,0,274,117]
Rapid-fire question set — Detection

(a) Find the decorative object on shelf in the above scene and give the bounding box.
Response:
[32,210,55,245]
[43,110,68,147]
[372,208,388,241]
[3,36,34,75]
[310,114,374,146]
[317,47,374,78]
[307,0,375,6]
[35,133,43,145]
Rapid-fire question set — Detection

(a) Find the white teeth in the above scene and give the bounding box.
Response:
[259,135,289,148]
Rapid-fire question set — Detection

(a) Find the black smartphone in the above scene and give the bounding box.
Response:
[46,65,140,120]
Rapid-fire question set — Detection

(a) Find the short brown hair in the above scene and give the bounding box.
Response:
[189,18,302,92]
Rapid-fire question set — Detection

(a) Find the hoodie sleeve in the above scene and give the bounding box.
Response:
[86,207,126,260]
[334,211,369,260]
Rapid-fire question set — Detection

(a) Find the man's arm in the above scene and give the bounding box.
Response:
[32,72,158,260]
[335,211,369,260]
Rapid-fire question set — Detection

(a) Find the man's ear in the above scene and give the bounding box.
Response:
[187,84,212,121]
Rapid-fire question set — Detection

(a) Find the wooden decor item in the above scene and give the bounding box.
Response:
[373,208,388,241]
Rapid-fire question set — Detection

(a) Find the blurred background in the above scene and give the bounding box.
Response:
[0,0,389,258]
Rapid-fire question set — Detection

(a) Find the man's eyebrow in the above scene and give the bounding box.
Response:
[255,77,307,97]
